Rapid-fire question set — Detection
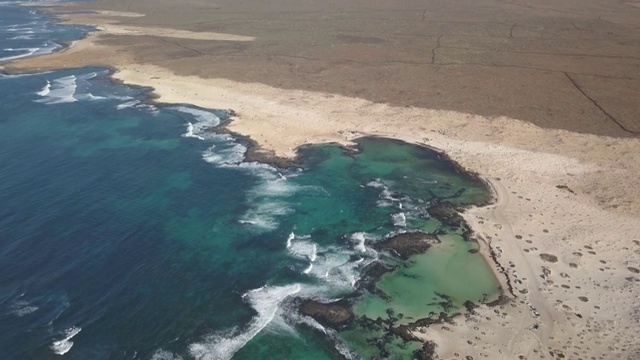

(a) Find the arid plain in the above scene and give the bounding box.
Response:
[6,0,640,358]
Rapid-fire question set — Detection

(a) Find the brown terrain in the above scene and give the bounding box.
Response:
[4,0,640,359]
[10,0,640,137]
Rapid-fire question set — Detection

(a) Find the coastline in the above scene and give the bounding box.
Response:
[4,5,640,359]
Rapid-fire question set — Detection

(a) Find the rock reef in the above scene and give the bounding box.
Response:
[373,231,440,260]
[299,299,354,328]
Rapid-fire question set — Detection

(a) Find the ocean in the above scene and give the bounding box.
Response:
[0,3,500,359]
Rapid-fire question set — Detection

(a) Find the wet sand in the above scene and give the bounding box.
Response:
[4,0,640,358]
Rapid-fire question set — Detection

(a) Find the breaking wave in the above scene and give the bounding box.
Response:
[189,284,301,360]
[35,75,77,104]
[50,326,81,355]
[9,299,38,317]
[151,350,184,360]
[0,43,60,62]
[171,106,221,140]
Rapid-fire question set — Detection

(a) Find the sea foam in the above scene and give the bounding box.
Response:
[36,80,50,96]
[35,75,77,104]
[350,232,368,253]
[50,326,81,355]
[0,46,49,62]
[151,350,184,360]
[202,142,246,166]
[116,100,140,110]
[171,106,221,140]
[189,284,301,360]
[239,201,292,231]
[9,299,38,316]
[287,234,318,274]
[392,212,407,227]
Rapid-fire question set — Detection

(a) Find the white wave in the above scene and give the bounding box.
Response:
[50,326,81,355]
[172,106,221,126]
[288,237,317,262]
[0,47,38,61]
[303,263,313,274]
[366,179,386,189]
[171,106,221,140]
[367,178,402,208]
[286,232,295,249]
[202,142,246,166]
[183,122,203,140]
[0,71,51,81]
[334,339,357,360]
[235,165,299,233]
[37,80,50,96]
[284,232,378,293]
[8,35,34,40]
[241,173,306,234]
[309,244,318,262]
[13,305,38,316]
[201,132,298,234]
[189,284,301,360]
[0,43,60,62]
[116,100,140,110]
[127,103,157,116]
[10,300,38,316]
[304,249,362,291]
[74,92,134,103]
[350,232,368,253]
[76,71,102,81]
[79,93,106,101]
[35,75,77,105]
[68,71,123,102]
[151,349,184,360]
[200,134,283,178]
[239,202,292,231]
[249,176,298,197]
[238,161,279,178]
[392,212,407,227]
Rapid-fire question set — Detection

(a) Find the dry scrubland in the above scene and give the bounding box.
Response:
[6,0,640,358]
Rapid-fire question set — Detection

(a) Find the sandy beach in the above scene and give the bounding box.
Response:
[4,1,640,358]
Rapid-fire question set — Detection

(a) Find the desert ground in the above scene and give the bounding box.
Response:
[5,0,640,358]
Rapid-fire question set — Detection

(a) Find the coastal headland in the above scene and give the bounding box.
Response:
[5,0,640,358]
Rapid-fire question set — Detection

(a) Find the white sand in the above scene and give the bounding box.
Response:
[94,11,146,18]
[95,24,255,41]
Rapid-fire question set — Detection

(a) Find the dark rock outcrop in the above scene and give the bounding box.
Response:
[355,261,396,301]
[414,341,438,360]
[427,201,465,228]
[299,299,354,328]
[373,232,439,260]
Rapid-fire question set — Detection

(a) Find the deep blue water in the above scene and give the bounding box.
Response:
[0,3,90,62]
[0,4,498,359]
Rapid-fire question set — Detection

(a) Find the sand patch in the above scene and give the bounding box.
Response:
[97,24,255,41]
[95,11,146,18]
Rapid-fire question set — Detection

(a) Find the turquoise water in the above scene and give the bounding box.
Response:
[0,4,499,359]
